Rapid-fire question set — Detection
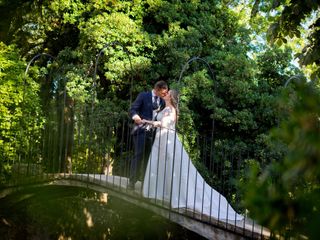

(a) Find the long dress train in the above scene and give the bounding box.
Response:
[142,107,243,221]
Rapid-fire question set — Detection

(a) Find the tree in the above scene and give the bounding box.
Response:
[250,0,320,81]
[242,80,320,239]
[0,42,44,183]
[0,0,303,208]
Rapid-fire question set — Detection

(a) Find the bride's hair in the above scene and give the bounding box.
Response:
[169,89,179,117]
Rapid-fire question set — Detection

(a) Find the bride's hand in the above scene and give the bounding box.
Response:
[141,120,161,127]
[152,121,161,127]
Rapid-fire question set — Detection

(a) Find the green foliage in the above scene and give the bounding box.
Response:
[250,0,320,82]
[2,0,295,190]
[0,42,44,182]
[2,2,316,235]
[242,82,320,239]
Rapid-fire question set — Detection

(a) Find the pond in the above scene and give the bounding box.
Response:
[0,185,206,239]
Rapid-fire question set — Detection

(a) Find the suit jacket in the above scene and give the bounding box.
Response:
[130,91,165,134]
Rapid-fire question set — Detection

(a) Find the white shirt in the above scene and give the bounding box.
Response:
[152,90,159,120]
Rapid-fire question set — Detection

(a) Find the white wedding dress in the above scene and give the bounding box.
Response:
[143,107,243,221]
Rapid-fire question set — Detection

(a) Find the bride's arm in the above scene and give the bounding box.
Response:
[156,108,176,128]
[141,119,161,127]
[142,108,176,128]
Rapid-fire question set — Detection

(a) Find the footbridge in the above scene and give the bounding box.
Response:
[2,172,270,240]
[1,51,272,239]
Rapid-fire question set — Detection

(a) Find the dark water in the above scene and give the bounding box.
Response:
[0,185,206,239]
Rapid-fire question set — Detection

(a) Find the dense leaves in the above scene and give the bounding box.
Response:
[0,43,44,182]
[243,81,320,239]
[0,0,319,238]
[0,0,297,186]
[250,0,320,81]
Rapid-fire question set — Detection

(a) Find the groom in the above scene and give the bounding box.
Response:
[129,80,168,189]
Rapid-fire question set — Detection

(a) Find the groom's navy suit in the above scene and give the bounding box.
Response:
[129,91,165,184]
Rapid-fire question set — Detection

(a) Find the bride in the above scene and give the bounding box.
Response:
[142,90,243,221]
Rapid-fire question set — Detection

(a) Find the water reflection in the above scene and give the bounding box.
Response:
[0,185,206,239]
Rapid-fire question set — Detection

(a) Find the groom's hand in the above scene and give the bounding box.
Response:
[132,114,142,125]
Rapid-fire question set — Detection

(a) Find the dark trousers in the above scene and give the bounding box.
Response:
[130,128,154,183]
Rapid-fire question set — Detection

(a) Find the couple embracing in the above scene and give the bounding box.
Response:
[129,80,242,221]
